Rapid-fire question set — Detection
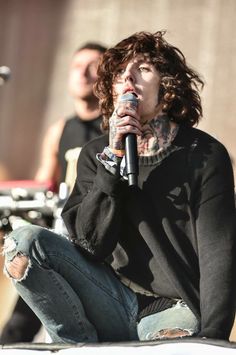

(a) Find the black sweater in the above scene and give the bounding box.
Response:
[62,125,236,340]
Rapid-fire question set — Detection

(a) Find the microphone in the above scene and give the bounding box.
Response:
[0,66,11,85]
[120,92,139,186]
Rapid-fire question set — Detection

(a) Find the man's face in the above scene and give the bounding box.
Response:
[112,55,162,123]
[68,49,102,100]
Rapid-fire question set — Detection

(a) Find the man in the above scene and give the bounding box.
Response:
[2,31,236,343]
[35,42,106,192]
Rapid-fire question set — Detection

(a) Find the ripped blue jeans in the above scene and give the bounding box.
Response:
[2,225,199,343]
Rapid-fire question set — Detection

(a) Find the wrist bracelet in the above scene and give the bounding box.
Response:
[109,148,125,157]
[103,147,122,163]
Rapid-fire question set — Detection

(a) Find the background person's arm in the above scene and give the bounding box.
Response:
[35,119,65,191]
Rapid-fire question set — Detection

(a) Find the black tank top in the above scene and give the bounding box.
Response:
[58,115,102,182]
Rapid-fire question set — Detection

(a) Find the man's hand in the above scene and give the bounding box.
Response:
[109,100,141,154]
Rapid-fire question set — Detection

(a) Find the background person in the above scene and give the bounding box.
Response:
[35,42,107,192]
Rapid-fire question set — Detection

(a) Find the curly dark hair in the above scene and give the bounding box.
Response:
[94,31,204,131]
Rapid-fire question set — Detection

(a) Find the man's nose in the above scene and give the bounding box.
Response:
[123,65,135,82]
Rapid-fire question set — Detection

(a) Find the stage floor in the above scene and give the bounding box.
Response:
[1,339,236,355]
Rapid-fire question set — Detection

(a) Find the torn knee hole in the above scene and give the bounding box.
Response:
[6,254,29,280]
[149,328,192,340]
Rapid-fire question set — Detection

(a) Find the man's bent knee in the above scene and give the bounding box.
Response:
[5,254,30,281]
[2,225,39,281]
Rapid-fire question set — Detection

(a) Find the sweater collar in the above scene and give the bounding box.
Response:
[138,125,196,166]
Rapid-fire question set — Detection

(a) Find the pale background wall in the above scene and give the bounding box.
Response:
[0,0,236,180]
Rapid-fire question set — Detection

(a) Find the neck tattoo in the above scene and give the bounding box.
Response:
[137,114,179,156]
